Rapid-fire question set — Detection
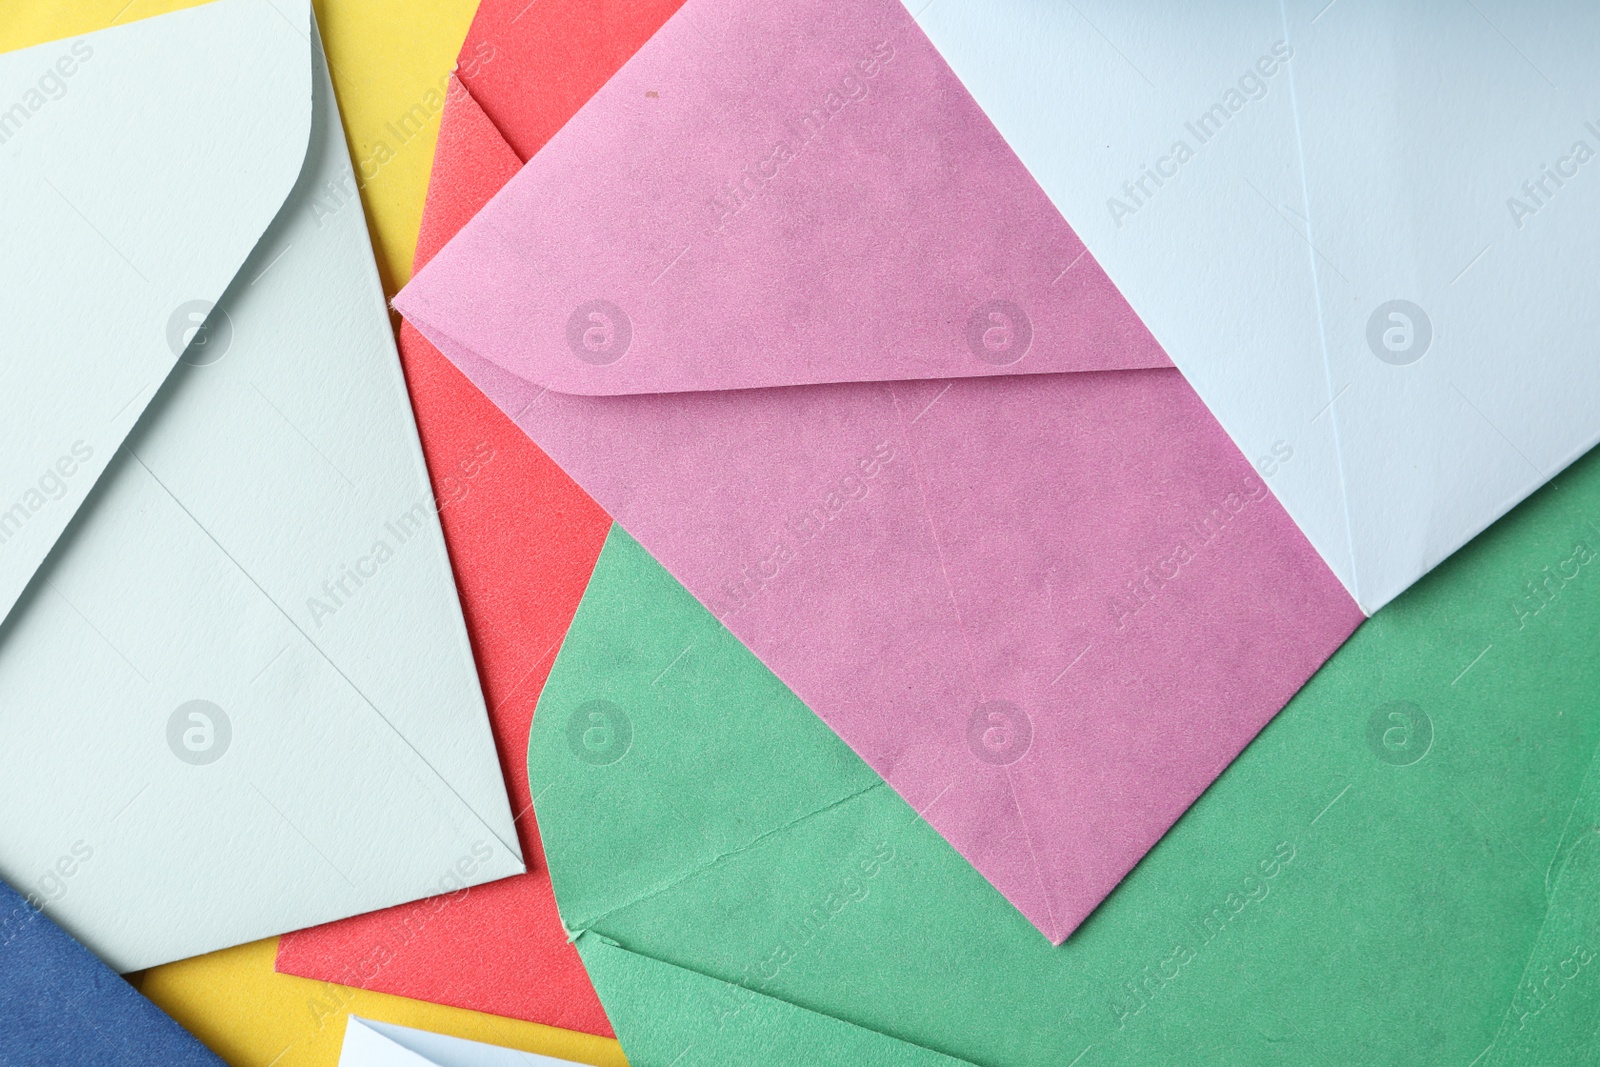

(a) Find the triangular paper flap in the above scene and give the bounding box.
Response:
[413,76,524,271]
[529,450,1600,1064]
[394,0,1170,399]
[0,356,522,973]
[0,0,313,624]
[578,937,976,1067]
[114,11,522,870]
[528,524,1105,945]
[340,1018,445,1067]
[500,352,1357,942]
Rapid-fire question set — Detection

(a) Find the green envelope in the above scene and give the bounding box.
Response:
[530,448,1600,1066]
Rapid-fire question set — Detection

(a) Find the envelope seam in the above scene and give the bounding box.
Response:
[583,936,977,1065]
[885,386,985,700]
[1006,764,1062,942]
[570,780,888,933]
[887,384,1059,934]
[1277,0,1364,609]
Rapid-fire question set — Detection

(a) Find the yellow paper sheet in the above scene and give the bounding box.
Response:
[2,4,627,1064]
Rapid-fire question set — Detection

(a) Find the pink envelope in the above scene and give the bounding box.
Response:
[396,0,1364,941]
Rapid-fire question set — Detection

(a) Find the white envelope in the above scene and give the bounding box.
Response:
[0,0,521,970]
[338,1018,584,1067]
[918,0,1600,612]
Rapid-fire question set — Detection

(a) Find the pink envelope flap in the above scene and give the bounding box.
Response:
[395,0,1172,397]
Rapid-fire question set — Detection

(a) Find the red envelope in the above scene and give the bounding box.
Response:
[273,0,683,1033]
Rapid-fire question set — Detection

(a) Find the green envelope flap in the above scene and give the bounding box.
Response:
[577,935,976,1066]
[532,440,1600,1065]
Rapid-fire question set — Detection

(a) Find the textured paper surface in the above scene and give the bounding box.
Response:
[275,78,610,1034]
[0,3,520,971]
[276,0,688,1032]
[396,0,1362,941]
[531,438,1600,1064]
[917,0,1600,612]
[0,879,224,1066]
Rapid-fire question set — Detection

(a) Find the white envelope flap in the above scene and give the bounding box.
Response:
[0,0,314,624]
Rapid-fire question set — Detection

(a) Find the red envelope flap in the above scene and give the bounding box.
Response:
[396,0,1172,398]
[413,75,523,271]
